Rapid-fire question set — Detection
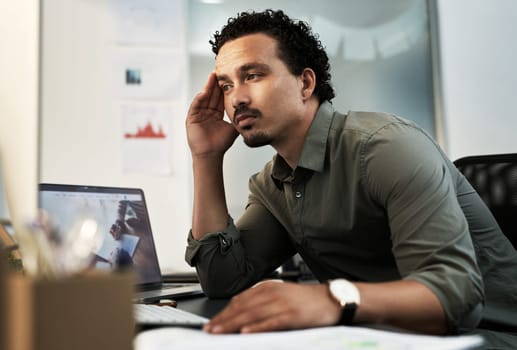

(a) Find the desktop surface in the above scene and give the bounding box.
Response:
[174,295,228,319]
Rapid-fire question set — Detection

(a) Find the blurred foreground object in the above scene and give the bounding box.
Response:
[0,221,23,272]
[3,271,134,350]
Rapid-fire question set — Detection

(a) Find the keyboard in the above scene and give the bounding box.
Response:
[134,304,209,328]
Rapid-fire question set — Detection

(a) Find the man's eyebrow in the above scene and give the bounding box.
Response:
[216,74,229,83]
[239,63,270,72]
[216,63,271,83]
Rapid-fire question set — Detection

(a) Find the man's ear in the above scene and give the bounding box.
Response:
[300,68,316,100]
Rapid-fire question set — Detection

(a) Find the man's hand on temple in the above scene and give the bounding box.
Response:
[186,71,238,158]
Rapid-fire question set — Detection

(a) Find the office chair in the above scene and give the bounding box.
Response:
[455,153,517,334]
[454,153,517,249]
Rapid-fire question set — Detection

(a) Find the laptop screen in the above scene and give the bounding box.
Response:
[38,184,162,286]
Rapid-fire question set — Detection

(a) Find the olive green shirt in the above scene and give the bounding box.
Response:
[185,102,517,332]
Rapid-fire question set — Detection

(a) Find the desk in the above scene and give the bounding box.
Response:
[162,271,302,319]
[138,285,514,349]
[175,295,228,319]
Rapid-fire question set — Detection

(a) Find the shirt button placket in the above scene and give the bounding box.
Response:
[294,188,304,237]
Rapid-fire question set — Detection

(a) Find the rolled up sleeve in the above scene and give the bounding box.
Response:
[184,217,251,298]
[185,198,295,298]
[363,122,484,332]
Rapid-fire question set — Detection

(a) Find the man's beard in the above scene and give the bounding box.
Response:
[232,106,271,147]
[242,129,272,148]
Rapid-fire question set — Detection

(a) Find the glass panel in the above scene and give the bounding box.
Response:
[188,0,436,218]
[188,0,435,135]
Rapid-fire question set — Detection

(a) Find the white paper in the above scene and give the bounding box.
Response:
[111,47,182,99]
[134,326,483,350]
[95,231,121,261]
[120,103,173,175]
[121,233,140,257]
[111,0,183,46]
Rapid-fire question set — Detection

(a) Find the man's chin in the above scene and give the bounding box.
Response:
[242,132,272,148]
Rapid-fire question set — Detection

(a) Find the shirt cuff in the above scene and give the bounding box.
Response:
[184,216,240,266]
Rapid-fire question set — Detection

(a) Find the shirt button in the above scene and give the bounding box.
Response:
[295,191,302,198]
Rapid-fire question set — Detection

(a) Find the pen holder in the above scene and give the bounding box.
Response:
[3,271,135,350]
[1,250,7,350]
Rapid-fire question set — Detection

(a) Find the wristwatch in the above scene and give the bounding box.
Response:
[327,279,360,325]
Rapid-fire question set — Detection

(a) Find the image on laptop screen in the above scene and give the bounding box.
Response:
[38,184,162,285]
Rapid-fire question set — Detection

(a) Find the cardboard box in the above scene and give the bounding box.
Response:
[4,272,134,350]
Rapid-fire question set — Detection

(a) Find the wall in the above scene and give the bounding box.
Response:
[39,0,192,272]
[40,0,437,272]
[0,2,40,228]
[36,0,517,272]
[437,0,517,160]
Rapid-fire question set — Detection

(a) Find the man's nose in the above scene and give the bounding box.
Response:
[231,84,251,109]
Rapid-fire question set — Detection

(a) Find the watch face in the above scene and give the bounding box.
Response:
[329,279,360,307]
[329,279,359,325]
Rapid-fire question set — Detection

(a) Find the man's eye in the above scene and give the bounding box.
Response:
[247,73,259,80]
[221,84,232,92]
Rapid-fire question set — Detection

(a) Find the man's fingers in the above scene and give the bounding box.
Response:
[206,72,223,111]
[187,72,224,122]
[207,292,268,329]
[205,283,289,333]
[217,89,225,115]
[209,302,295,334]
[207,300,281,334]
[240,312,293,333]
[203,282,341,334]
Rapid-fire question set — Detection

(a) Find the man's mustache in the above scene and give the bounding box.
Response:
[233,106,261,125]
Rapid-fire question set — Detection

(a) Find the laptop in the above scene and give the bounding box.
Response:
[38,183,204,304]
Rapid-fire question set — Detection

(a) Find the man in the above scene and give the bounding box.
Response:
[184,9,517,343]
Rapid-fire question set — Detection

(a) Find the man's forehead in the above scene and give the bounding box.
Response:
[215,35,280,77]
[216,34,278,61]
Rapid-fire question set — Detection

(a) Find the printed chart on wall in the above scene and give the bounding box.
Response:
[120,103,173,175]
[111,0,184,177]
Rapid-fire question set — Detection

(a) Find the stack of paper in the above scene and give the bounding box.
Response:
[135,326,483,350]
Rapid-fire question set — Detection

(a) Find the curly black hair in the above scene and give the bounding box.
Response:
[210,9,335,103]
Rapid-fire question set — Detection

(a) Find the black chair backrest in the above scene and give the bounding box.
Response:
[454,153,517,249]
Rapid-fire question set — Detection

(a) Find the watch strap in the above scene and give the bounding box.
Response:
[338,301,357,325]
[327,279,359,325]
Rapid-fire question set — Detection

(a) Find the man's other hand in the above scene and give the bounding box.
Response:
[203,280,341,334]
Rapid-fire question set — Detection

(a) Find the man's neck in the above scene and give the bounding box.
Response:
[273,98,319,170]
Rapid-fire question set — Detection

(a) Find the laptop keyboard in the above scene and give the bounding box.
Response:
[134,304,209,327]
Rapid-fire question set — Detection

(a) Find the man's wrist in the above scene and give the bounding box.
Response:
[192,152,225,164]
[327,279,360,325]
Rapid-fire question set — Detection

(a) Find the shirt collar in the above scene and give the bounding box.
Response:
[271,101,334,187]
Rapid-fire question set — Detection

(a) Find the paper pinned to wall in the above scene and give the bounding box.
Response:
[120,103,173,175]
[111,0,183,46]
[111,48,182,99]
